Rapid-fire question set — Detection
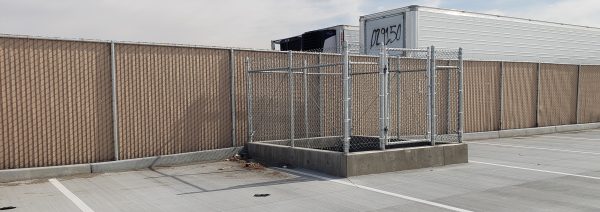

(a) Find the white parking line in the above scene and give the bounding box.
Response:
[541,135,600,141]
[49,178,95,212]
[470,142,600,155]
[276,168,473,212]
[470,161,600,180]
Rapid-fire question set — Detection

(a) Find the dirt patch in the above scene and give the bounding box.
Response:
[243,161,265,170]
[224,154,266,171]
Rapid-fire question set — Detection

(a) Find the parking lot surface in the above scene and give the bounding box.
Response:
[2,129,600,211]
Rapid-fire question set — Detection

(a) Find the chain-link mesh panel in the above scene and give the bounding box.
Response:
[388,55,430,144]
[320,54,344,139]
[0,38,114,169]
[578,65,600,123]
[115,44,232,160]
[244,51,289,145]
[433,49,461,143]
[234,50,284,146]
[538,64,578,126]
[247,52,344,151]
[305,54,344,150]
[247,61,290,144]
[349,55,381,151]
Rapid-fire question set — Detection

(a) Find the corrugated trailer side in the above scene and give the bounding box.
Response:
[415,7,600,64]
[361,5,600,64]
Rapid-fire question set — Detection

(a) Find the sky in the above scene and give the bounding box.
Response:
[0,0,599,49]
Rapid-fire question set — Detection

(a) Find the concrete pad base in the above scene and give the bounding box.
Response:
[248,142,468,177]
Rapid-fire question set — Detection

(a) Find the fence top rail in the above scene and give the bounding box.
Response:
[386,47,429,52]
[436,66,460,70]
[392,56,431,59]
[248,70,299,74]
[350,61,379,65]
[249,71,342,75]
[389,69,428,73]
[247,66,289,73]
[247,63,343,73]
[350,71,380,76]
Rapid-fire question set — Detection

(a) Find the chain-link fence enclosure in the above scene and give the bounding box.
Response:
[246,43,464,153]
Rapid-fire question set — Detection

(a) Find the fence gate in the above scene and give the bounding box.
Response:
[382,47,432,147]
[382,45,464,148]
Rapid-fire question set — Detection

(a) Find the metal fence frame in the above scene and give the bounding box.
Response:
[246,42,464,154]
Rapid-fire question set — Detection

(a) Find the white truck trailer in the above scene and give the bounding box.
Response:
[360,5,600,64]
[271,25,359,54]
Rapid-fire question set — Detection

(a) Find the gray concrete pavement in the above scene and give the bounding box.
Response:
[2,129,600,211]
[0,179,82,211]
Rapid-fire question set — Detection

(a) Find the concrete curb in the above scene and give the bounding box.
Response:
[91,147,245,173]
[91,157,159,173]
[498,126,556,138]
[154,147,244,167]
[1,147,244,183]
[464,122,600,141]
[462,131,500,141]
[0,164,91,183]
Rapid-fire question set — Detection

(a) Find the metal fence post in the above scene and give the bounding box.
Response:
[457,48,464,143]
[385,51,390,146]
[430,46,437,146]
[288,51,295,147]
[110,42,120,161]
[342,42,351,154]
[378,43,389,150]
[303,60,309,138]
[396,56,401,140]
[245,57,254,143]
[426,46,432,143]
[499,61,504,130]
[229,49,237,147]
[318,53,324,137]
